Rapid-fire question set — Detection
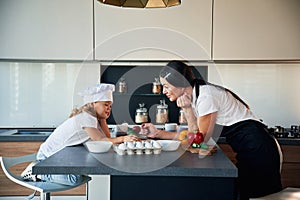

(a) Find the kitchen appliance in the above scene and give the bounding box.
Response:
[269,125,300,138]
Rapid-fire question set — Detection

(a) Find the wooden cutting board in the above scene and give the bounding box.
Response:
[186,145,217,156]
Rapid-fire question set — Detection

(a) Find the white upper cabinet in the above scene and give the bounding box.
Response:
[213,0,300,60]
[94,0,212,61]
[0,0,93,60]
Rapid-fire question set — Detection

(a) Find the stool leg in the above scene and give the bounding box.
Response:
[40,192,50,200]
[86,182,89,200]
[45,192,51,200]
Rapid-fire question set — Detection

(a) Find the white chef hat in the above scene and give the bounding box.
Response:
[78,83,115,105]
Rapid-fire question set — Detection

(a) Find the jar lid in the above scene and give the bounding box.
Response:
[136,103,147,112]
[157,104,168,109]
[136,107,147,112]
[153,77,161,85]
[157,99,168,109]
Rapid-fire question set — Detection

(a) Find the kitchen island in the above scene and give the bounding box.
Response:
[1,132,299,197]
[33,145,238,200]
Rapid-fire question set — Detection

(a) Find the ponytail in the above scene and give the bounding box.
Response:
[224,88,250,109]
[192,78,249,109]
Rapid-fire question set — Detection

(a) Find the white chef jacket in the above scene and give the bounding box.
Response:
[38,111,99,158]
[192,85,260,126]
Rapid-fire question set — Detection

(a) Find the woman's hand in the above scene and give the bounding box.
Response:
[140,123,160,138]
[177,92,192,108]
[176,92,199,133]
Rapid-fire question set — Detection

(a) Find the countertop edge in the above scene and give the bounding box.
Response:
[1,136,299,145]
[33,145,238,178]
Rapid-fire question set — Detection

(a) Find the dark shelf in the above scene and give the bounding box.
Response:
[101,64,207,124]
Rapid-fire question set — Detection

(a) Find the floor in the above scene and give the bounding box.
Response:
[0,196,85,200]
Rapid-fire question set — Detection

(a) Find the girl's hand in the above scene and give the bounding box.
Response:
[176,92,192,108]
[122,135,140,142]
[140,123,160,138]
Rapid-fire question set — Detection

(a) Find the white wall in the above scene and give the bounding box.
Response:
[208,63,300,127]
[0,62,100,128]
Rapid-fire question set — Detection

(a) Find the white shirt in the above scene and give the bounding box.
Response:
[192,85,260,126]
[38,111,99,158]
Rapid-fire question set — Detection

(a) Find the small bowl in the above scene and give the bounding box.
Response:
[84,141,113,153]
[156,140,181,151]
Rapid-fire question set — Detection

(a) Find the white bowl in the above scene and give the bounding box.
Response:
[156,140,181,151]
[84,141,113,153]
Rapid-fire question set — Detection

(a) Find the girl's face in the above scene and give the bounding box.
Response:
[93,101,112,119]
[160,77,185,102]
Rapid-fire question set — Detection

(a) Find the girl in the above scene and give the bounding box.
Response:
[21,83,139,185]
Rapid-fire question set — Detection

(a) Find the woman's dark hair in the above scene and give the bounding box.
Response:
[160,60,249,109]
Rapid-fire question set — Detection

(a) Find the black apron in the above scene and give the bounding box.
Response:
[219,120,282,199]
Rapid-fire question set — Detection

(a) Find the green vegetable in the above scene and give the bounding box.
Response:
[200,142,208,150]
[127,127,135,135]
[192,143,198,148]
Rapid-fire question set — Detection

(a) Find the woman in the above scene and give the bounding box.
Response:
[21,83,139,185]
[141,61,282,199]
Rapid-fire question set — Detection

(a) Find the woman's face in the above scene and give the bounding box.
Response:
[160,77,185,102]
[93,101,112,119]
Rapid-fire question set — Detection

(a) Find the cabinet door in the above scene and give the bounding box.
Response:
[213,0,300,60]
[0,0,93,60]
[94,0,212,60]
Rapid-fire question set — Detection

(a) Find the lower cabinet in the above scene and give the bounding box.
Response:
[280,145,300,188]
[0,142,86,196]
[219,144,300,188]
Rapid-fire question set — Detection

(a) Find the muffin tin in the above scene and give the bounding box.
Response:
[113,140,162,155]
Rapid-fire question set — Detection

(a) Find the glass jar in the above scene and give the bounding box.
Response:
[118,77,127,93]
[178,108,187,124]
[152,77,162,94]
[135,103,148,124]
[156,100,168,124]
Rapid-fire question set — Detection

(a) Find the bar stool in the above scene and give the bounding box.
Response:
[1,153,91,200]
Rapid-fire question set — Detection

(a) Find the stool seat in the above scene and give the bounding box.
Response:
[250,187,300,200]
[1,153,91,200]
